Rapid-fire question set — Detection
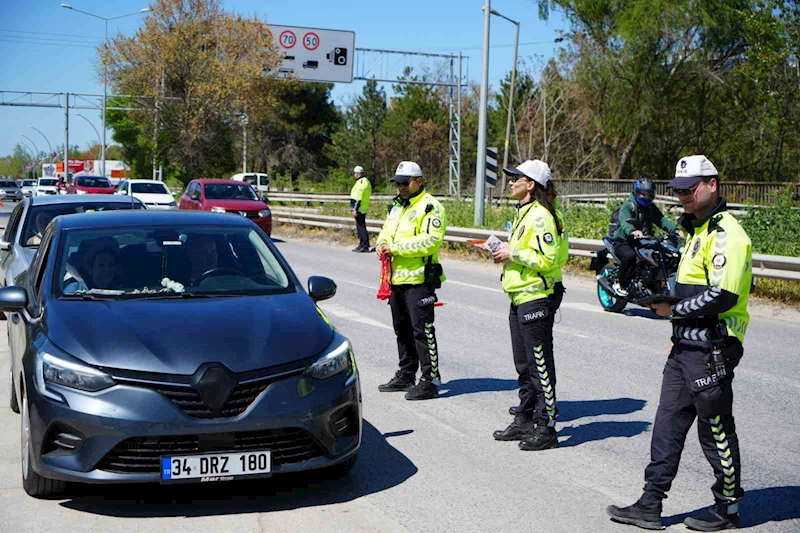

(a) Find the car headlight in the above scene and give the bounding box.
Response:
[258,209,271,217]
[37,351,116,395]
[169,201,177,207]
[305,338,353,380]
[210,206,226,213]
[76,189,87,195]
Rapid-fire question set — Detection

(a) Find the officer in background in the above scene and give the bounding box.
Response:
[611,179,679,296]
[608,155,752,531]
[492,160,562,451]
[375,161,447,401]
[349,165,372,252]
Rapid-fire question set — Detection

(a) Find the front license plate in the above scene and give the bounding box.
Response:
[160,450,271,483]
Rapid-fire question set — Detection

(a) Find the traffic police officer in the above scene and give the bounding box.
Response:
[608,155,752,531]
[349,165,372,252]
[492,160,563,450]
[375,161,447,401]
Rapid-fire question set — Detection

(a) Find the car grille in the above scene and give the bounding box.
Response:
[131,377,275,419]
[96,428,322,474]
[237,210,261,219]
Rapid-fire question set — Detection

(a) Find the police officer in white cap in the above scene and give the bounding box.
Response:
[492,159,564,450]
[375,161,447,400]
[349,165,372,252]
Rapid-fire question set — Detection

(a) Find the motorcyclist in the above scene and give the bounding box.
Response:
[611,179,681,296]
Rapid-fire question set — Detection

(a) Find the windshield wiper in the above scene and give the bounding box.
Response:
[60,293,117,301]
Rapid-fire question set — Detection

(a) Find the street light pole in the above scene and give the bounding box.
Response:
[30,126,53,162]
[61,4,150,178]
[77,114,103,157]
[474,0,491,226]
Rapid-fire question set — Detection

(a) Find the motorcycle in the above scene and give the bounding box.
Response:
[590,219,682,313]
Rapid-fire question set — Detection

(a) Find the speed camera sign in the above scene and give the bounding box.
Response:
[267,24,355,83]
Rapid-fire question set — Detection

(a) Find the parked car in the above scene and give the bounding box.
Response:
[231,172,269,199]
[3,210,359,497]
[35,178,59,196]
[20,180,37,198]
[180,179,272,236]
[116,179,177,210]
[0,195,146,294]
[67,175,116,195]
[0,180,23,203]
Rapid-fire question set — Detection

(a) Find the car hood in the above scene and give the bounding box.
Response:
[45,291,334,375]
[205,199,268,211]
[133,192,175,204]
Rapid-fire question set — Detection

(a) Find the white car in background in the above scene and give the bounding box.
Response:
[35,178,59,196]
[20,179,37,197]
[231,172,269,200]
[116,179,177,209]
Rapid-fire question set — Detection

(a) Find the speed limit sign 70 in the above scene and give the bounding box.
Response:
[279,30,297,49]
[303,32,320,51]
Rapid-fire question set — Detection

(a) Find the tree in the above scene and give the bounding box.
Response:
[104,0,282,183]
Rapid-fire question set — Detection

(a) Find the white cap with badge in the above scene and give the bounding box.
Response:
[502,159,552,187]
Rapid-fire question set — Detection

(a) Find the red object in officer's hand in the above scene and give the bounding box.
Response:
[377,253,392,300]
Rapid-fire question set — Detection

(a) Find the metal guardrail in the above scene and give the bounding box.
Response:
[272,208,800,282]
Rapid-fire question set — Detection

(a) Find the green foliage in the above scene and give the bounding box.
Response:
[740,187,800,256]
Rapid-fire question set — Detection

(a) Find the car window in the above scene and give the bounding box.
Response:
[3,203,24,243]
[53,224,292,299]
[131,182,170,194]
[204,183,258,201]
[260,176,269,186]
[0,181,18,188]
[30,226,55,308]
[38,179,58,187]
[21,180,36,187]
[21,202,145,247]
[243,175,258,187]
[77,176,112,188]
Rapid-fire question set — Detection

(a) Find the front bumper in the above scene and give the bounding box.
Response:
[26,367,361,484]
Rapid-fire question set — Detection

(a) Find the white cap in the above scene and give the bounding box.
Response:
[503,159,551,187]
[392,161,423,182]
[353,166,364,174]
[669,155,718,188]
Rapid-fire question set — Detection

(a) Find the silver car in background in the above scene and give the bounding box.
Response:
[0,180,23,203]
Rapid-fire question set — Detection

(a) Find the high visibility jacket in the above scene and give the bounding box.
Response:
[555,200,569,276]
[671,199,751,344]
[502,200,562,305]
[376,189,446,286]
[349,177,372,214]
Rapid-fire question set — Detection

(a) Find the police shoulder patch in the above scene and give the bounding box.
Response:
[543,232,554,244]
[431,218,441,228]
[712,253,726,269]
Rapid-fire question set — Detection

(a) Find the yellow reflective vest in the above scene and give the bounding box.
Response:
[502,200,562,305]
[376,189,446,286]
[349,177,372,214]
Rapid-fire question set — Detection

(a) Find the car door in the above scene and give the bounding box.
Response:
[0,202,25,286]
[179,182,194,209]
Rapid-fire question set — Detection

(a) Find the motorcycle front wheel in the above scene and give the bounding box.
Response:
[597,266,627,313]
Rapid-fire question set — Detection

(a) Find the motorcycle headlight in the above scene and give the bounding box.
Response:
[258,209,271,217]
[37,351,116,394]
[305,338,353,380]
[210,206,226,213]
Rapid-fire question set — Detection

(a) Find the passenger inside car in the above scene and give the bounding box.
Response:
[25,212,55,245]
[64,238,124,293]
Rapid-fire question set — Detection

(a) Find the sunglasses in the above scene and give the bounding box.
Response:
[672,182,702,196]
[507,175,531,183]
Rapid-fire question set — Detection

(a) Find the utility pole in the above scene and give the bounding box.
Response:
[64,92,69,180]
[474,0,491,226]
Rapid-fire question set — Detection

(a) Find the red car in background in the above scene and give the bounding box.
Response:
[68,175,116,195]
[179,178,272,236]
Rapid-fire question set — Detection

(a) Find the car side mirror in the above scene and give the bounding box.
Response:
[0,239,10,251]
[0,286,27,312]
[308,276,336,302]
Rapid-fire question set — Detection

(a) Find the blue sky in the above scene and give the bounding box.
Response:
[0,0,567,157]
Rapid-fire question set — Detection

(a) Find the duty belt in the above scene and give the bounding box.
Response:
[672,321,727,343]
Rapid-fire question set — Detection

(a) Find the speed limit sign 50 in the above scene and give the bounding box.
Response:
[303,32,320,51]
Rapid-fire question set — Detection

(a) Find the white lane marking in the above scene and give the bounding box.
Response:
[318,302,392,330]
[339,279,378,291]
[560,302,605,315]
[447,280,504,293]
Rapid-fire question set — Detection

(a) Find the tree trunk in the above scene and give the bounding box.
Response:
[612,128,642,180]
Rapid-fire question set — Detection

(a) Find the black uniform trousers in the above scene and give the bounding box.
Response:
[638,339,744,513]
[355,213,370,249]
[509,296,557,426]
[613,240,637,287]
[389,283,440,383]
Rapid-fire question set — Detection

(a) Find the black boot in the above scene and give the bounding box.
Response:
[684,504,740,531]
[519,425,558,450]
[509,405,520,416]
[493,413,535,441]
[606,503,664,530]
[378,371,415,392]
[405,379,439,401]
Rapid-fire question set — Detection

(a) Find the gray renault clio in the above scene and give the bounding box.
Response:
[3,210,361,497]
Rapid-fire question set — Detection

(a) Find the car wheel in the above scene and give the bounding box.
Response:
[9,370,19,413]
[21,392,66,498]
[321,453,358,479]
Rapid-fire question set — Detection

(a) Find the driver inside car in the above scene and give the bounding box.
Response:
[185,234,220,285]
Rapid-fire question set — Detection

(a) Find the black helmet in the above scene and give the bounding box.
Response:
[634,178,655,206]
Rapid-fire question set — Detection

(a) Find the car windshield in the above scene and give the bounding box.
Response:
[53,225,292,299]
[0,181,17,188]
[39,179,58,186]
[77,176,111,188]
[204,183,258,201]
[22,202,145,247]
[131,182,170,194]
[22,180,35,187]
